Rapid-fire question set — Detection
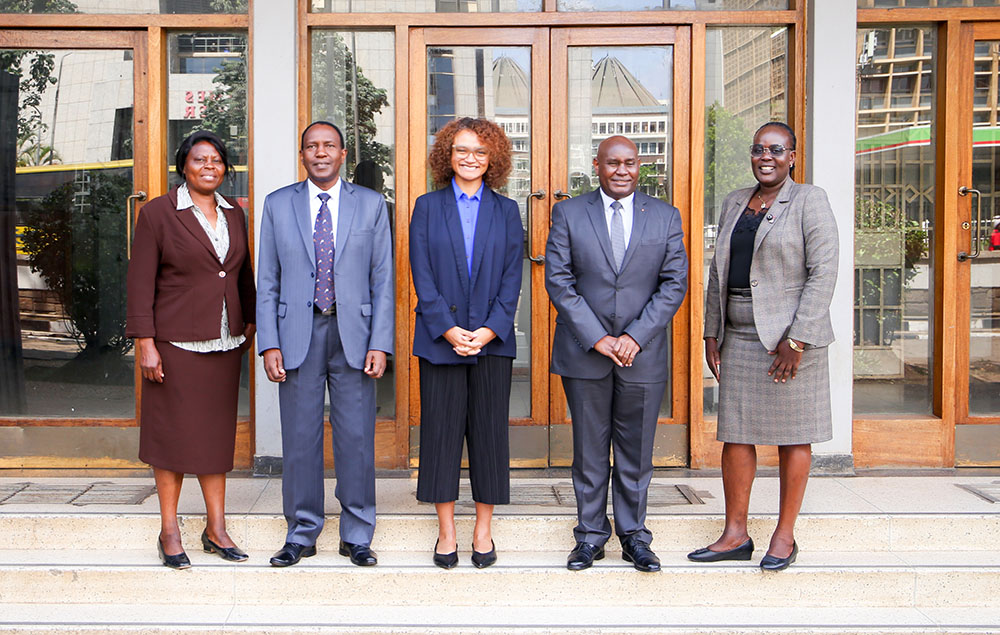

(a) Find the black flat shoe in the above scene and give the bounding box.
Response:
[339,540,378,566]
[471,540,496,569]
[687,538,755,563]
[269,542,316,567]
[567,541,605,571]
[157,536,191,570]
[201,529,248,562]
[760,541,798,571]
[433,539,458,569]
[621,535,661,572]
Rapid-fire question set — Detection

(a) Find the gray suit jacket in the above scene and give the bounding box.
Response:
[256,179,394,370]
[545,189,688,382]
[704,178,839,351]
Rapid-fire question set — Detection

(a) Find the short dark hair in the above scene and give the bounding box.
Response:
[755,121,797,150]
[301,120,345,150]
[175,130,232,178]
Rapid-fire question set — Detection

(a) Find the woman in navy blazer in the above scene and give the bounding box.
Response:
[410,117,523,569]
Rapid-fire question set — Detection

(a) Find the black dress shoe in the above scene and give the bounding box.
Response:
[567,541,605,571]
[157,536,191,570]
[433,539,458,569]
[339,540,378,566]
[471,540,497,569]
[687,538,755,563]
[269,542,316,567]
[201,530,249,562]
[621,535,661,572]
[760,541,797,571]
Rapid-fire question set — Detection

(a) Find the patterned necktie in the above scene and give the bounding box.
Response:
[610,199,626,273]
[313,192,335,312]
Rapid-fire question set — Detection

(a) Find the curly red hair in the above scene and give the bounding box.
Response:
[428,117,512,190]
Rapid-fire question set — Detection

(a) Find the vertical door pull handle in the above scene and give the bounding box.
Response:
[525,190,545,264]
[958,186,982,261]
[126,191,147,260]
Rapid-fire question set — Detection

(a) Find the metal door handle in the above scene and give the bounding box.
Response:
[126,191,147,260]
[525,189,545,264]
[554,189,572,200]
[958,186,982,261]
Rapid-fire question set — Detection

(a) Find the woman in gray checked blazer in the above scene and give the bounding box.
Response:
[688,122,839,571]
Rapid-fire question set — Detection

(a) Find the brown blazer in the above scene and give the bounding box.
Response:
[126,186,256,341]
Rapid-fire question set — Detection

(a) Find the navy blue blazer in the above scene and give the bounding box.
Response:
[410,185,524,365]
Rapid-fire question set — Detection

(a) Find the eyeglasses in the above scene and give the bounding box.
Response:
[750,144,790,158]
[453,145,489,160]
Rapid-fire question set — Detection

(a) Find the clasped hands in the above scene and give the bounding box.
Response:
[594,333,640,367]
[444,326,496,357]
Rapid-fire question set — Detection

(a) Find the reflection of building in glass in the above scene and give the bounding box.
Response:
[717,27,787,130]
[312,0,530,11]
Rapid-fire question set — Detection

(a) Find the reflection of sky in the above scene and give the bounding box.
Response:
[492,47,531,77]
[592,47,672,101]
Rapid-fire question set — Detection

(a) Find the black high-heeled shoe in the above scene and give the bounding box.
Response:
[201,529,249,562]
[760,541,798,571]
[157,536,191,570]
[433,538,458,569]
[471,540,497,569]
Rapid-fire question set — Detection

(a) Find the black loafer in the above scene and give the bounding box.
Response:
[471,540,497,569]
[157,536,191,570]
[621,535,661,572]
[433,539,458,569]
[201,530,249,562]
[339,540,378,566]
[567,541,605,571]
[760,541,797,571]
[687,538,754,563]
[269,542,316,567]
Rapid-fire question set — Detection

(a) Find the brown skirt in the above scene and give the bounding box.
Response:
[138,342,243,474]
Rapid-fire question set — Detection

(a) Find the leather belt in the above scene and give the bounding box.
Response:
[727,287,753,298]
[314,304,336,316]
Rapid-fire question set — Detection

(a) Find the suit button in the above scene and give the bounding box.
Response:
[450,305,457,312]
[750,280,758,287]
[310,272,315,278]
[218,271,226,278]
[611,313,616,318]
[307,301,312,307]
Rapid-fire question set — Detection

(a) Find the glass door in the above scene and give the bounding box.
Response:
[956,24,1000,464]
[0,31,147,466]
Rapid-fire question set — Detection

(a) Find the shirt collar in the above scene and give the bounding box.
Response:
[452,178,484,202]
[598,188,634,213]
[176,182,233,211]
[307,177,342,202]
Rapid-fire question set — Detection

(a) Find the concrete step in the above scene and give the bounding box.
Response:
[1,549,999,609]
[2,512,998,553]
[1,603,999,635]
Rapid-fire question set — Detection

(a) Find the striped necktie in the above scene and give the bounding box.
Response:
[313,192,335,311]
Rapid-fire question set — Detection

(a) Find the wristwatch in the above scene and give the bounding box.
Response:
[786,338,805,353]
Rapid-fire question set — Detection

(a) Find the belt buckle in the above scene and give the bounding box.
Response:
[316,305,336,316]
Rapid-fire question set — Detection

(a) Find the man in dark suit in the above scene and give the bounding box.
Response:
[256,121,394,567]
[545,135,688,572]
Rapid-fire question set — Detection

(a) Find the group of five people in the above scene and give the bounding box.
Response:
[125,117,837,574]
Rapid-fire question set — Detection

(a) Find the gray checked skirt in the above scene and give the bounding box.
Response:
[717,293,833,446]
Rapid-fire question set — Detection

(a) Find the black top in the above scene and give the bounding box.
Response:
[727,206,767,289]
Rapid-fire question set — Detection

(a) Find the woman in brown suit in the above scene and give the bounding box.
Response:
[126,131,256,569]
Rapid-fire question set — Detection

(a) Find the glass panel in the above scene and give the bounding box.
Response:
[0,48,134,417]
[859,1,1000,7]
[567,45,673,416]
[311,0,541,12]
[0,0,248,14]
[312,30,396,418]
[854,26,934,415]
[559,0,786,10]
[166,31,250,416]
[702,26,789,416]
[426,45,531,418]
[969,40,1000,417]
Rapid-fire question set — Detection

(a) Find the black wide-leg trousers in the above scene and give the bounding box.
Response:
[416,355,512,505]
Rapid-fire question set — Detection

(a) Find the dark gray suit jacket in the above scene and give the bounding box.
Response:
[545,188,688,382]
[704,178,839,351]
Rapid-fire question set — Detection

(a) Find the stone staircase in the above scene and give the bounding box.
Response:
[1,509,999,633]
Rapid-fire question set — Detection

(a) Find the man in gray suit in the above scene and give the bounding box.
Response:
[545,136,688,572]
[257,121,393,567]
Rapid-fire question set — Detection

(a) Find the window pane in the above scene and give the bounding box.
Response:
[165,31,249,415]
[0,0,247,14]
[860,0,1000,7]
[702,26,788,416]
[311,0,541,12]
[312,30,396,418]
[560,0,787,9]
[854,26,935,415]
